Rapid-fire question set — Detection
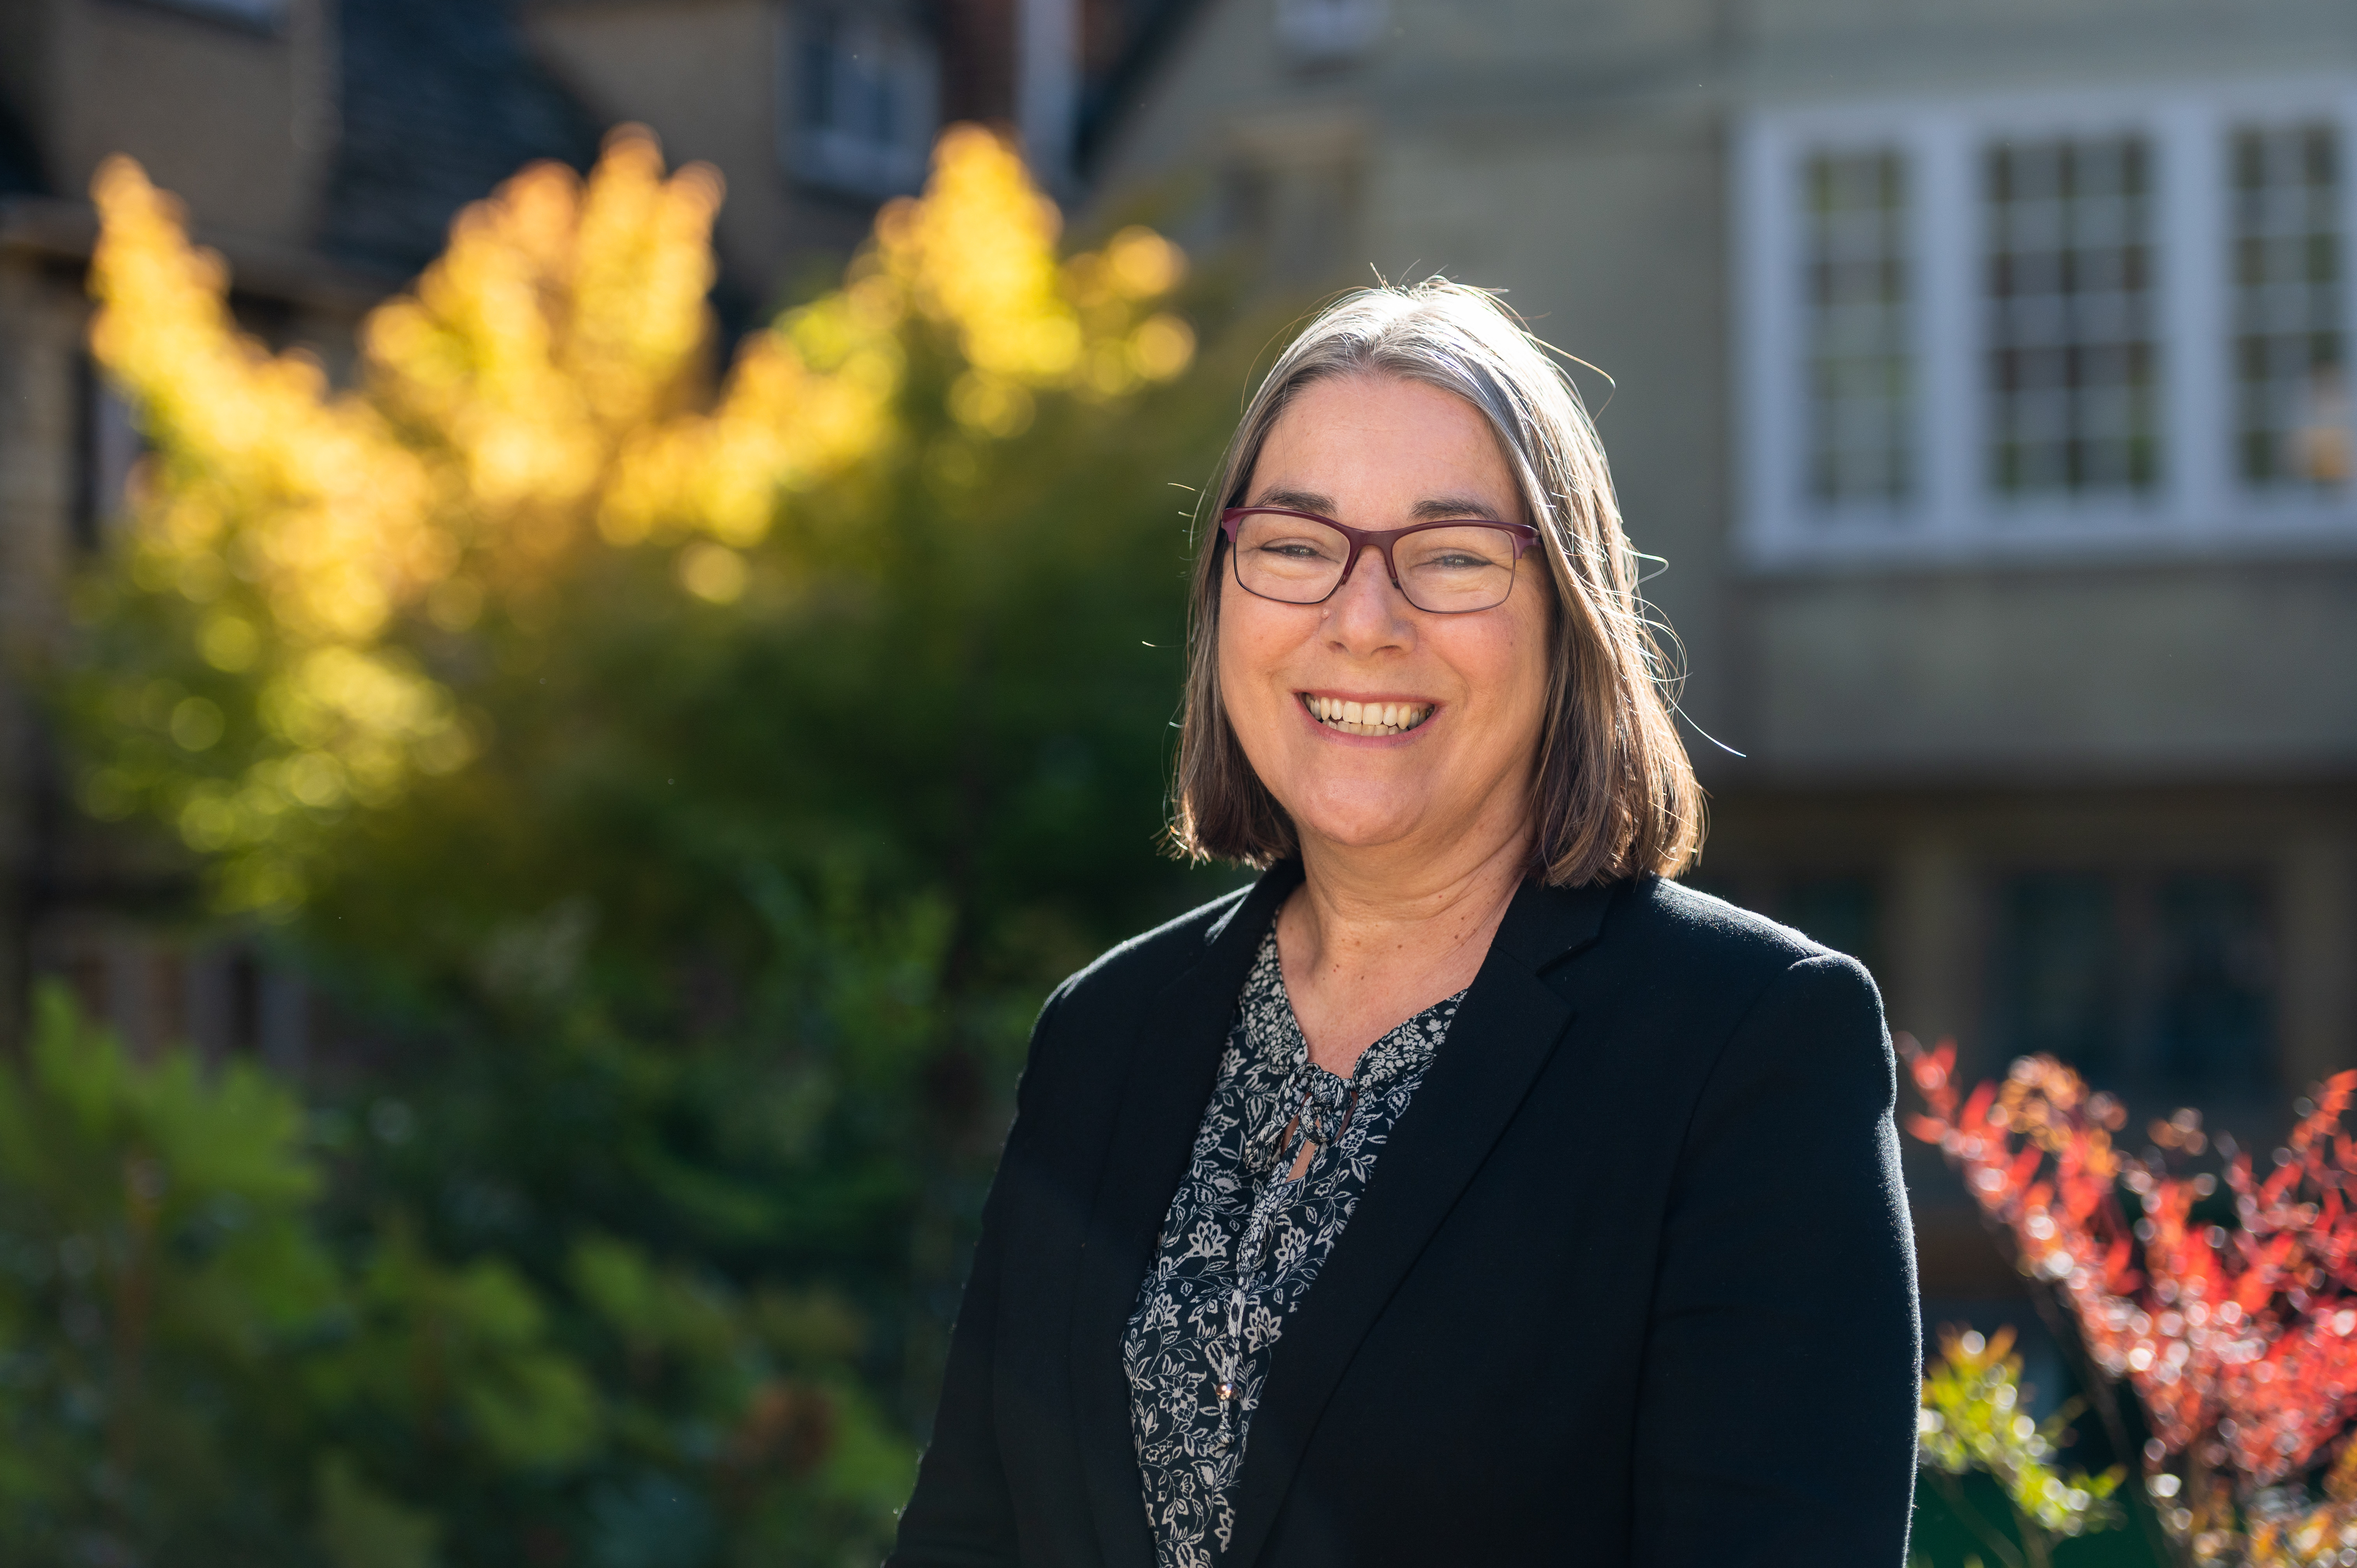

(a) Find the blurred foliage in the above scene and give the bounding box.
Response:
[1917,1324,2126,1568]
[27,122,1251,1564]
[0,986,910,1564]
[1909,1043,2357,1567]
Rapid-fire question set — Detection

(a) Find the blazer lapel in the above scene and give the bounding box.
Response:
[1070,860,1305,1568]
[1220,877,1619,1568]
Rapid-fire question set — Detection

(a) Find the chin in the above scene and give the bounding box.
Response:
[1285,791,1433,851]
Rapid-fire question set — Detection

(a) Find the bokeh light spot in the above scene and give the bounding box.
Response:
[678,542,747,604]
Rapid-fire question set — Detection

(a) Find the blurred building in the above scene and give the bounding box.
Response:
[9,0,2353,1308]
[1088,0,2357,1290]
[0,0,1165,1057]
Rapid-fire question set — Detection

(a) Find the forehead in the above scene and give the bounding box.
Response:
[1249,374,1521,513]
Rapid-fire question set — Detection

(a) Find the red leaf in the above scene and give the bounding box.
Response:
[1902,1114,1949,1144]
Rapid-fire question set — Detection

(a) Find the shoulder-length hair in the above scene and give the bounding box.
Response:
[1170,280,1703,888]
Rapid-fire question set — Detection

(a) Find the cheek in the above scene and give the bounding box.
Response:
[1214,608,1270,748]
[1215,581,1292,701]
[1213,579,1249,696]
[1470,593,1555,744]
[1465,599,1546,691]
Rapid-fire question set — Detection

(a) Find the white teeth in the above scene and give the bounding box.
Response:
[1302,696,1432,735]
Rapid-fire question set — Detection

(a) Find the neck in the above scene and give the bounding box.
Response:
[1284,810,1533,982]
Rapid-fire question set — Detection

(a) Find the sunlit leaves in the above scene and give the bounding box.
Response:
[88,162,443,648]
[76,122,1194,919]
[1919,1324,2124,1552]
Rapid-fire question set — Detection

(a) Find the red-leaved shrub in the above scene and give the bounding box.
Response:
[1905,1041,2357,1563]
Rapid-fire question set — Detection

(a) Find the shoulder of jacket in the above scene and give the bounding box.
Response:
[1042,881,1258,1025]
[1627,880,1889,1072]
[1610,876,1862,987]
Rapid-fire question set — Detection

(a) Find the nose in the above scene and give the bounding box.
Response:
[1323,542,1414,651]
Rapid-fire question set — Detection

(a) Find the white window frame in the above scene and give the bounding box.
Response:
[1737,78,2357,569]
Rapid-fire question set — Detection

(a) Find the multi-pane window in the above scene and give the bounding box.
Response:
[1804,150,1914,505]
[784,7,940,198]
[1984,136,2162,498]
[2230,122,2347,489]
[1991,873,2122,1072]
[2153,874,2276,1087]
[1744,87,2357,560]
[1988,869,2275,1098]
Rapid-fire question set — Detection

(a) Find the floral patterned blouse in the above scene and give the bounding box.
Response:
[1120,922,1465,1568]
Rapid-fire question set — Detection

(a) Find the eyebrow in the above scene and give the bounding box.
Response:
[1247,487,1509,523]
[1410,496,1509,522]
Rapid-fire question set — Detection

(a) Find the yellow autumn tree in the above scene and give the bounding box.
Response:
[38,122,1240,1566]
[75,124,1194,918]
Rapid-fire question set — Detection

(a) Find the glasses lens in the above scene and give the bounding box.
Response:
[1232,512,1350,603]
[1395,526,1520,613]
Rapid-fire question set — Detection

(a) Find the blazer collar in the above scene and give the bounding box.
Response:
[1486,868,1619,979]
[1067,866,1621,1568]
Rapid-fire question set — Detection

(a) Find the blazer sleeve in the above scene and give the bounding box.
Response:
[887,985,1069,1568]
[1630,954,1922,1566]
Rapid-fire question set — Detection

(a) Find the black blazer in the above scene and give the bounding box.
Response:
[892,864,1921,1567]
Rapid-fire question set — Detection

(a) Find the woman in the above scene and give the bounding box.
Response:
[890,282,1920,1567]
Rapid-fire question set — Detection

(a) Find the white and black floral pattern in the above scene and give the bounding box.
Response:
[1121,923,1463,1568]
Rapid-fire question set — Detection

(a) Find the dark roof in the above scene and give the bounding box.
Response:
[321,0,602,277]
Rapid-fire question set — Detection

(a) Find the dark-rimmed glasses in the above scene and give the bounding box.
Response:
[1218,507,1541,614]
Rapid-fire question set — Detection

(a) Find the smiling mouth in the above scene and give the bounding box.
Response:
[1300,694,1435,736]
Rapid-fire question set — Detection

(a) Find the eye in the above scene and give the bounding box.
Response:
[1399,527,1514,575]
[1234,518,1346,562]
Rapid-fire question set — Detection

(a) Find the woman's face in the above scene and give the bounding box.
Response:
[1217,373,1554,865]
